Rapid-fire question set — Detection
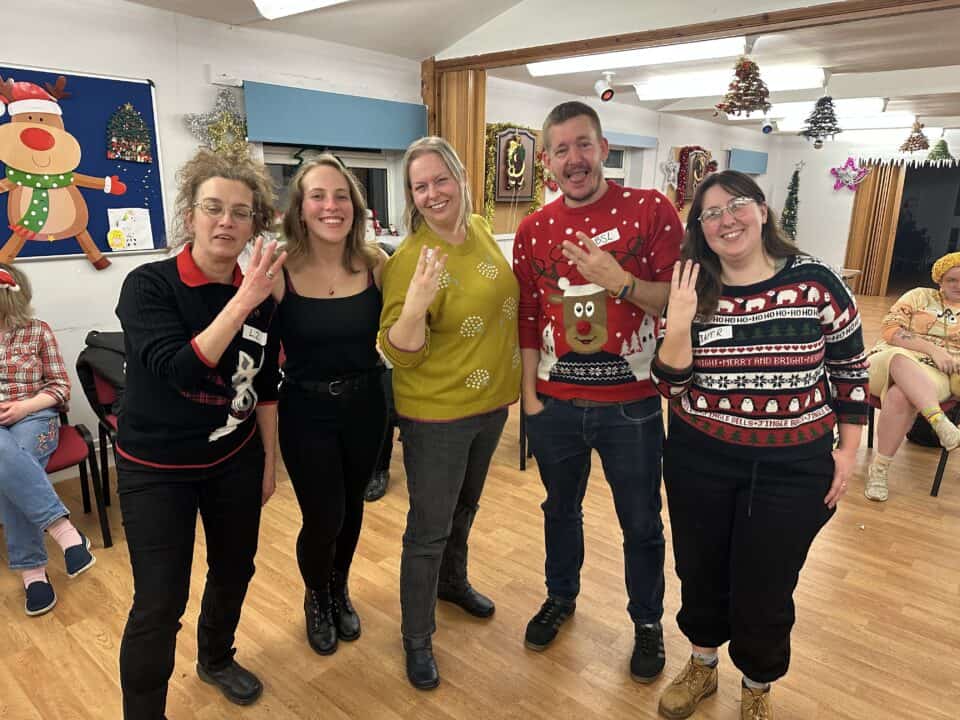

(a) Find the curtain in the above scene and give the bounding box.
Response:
[844,161,906,296]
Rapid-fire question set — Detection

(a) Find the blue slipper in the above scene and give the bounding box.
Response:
[25,576,57,616]
[65,532,96,578]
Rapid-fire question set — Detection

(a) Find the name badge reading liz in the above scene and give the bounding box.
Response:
[699,325,733,346]
[242,324,267,346]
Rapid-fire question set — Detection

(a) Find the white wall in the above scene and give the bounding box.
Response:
[2,0,422,436]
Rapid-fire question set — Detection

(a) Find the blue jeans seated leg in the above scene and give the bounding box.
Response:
[525,396,665,624]
[0,407,66,570]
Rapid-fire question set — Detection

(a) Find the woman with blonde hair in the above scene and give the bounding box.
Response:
[865,251,960,501]
[0,262,93,617]
[274,154,388,656]
[379,136,520,689]
[116,148,285,718]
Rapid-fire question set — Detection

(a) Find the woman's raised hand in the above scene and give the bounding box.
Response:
[237,237,287,312]
[667,259,701,330]
[403,245,447,319]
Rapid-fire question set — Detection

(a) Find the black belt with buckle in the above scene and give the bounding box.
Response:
[285,369,381,397]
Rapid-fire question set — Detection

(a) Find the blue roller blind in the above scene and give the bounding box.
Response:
[244,81,427,151]
[728,148,768,175]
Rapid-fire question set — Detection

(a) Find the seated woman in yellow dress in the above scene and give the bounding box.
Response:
[866,251,960,501]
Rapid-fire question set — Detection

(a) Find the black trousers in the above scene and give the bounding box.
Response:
[278,378,386,592]
[663,438,835,683]
[118,435,264,720]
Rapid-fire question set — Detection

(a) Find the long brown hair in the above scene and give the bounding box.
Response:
[281,154,377,272]
[683,170,801,316]
[170,148,278,249]
[0,263,33,328]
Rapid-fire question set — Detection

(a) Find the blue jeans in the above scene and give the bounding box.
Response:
[0,408,66,570]
[524,395,665,624]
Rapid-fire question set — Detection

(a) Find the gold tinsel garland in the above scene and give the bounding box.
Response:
[483,122,544,225]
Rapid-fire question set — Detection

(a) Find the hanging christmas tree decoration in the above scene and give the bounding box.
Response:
[830,156,870,191]
[106,102,153,163]
[184,88,249,155]
[800,96,842,149]
[898,119,930,153]
[781,161,802,241]
[927,137,954,162]
[714,56,772,117]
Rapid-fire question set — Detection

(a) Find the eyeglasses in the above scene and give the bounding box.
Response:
[697,196,756,224]
[193,199,256,222]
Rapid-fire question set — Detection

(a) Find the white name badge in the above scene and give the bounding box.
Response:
[699,325,733,346]
[592,228,621,248]
[242,324,267,346]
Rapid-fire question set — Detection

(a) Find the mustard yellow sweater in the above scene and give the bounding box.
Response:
[379,214,520,421]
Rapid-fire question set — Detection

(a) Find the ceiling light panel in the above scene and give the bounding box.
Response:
[526,37,746,77]
[253,0,350,20]
[633,65,824,101]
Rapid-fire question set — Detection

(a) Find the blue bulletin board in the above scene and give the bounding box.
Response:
[0,64,165,268]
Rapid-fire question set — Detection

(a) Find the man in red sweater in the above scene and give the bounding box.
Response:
[513,101,682,682]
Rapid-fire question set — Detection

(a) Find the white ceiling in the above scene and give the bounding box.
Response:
[125,1,960,130]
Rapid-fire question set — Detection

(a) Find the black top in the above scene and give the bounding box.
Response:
[115,249,280,468]
[277,268,382,382]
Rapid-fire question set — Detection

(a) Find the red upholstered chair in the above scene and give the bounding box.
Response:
[867,394,959,497]
[46,413,112,548]
[90,370,119,506]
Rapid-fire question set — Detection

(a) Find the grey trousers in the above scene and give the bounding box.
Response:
[398,407,508,640]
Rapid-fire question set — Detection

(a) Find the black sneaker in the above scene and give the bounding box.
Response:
[64,532,96,578]
[25,576,56,616]
[196,660,263,706]
[524,596,575,651]
[630,621,665,683]
[364,470,389,502]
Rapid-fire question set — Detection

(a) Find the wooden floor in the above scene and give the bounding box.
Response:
[3,293,960,719]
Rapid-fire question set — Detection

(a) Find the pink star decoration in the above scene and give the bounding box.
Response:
[830,157,870,191]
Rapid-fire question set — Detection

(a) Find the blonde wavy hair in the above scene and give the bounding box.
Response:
[0,263,34,329]
[169,148,278,249]
[281,154,377,271]
[402,137,472,234]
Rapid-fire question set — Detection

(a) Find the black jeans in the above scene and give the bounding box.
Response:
[524,395,665,624]
[118,435,264,720]
[278,378,386,591]
[374,369,397,473]
[398,408,507,640]
[663,439,835,683]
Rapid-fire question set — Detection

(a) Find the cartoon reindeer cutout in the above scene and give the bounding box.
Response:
[546,277,636,385]
[0,75,126,269]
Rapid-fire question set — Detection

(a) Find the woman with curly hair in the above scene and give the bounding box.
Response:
[115,149,286,719]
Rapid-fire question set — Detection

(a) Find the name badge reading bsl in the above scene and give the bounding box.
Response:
[698,325,733,346]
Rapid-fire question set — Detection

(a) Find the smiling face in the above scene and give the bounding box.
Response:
[186,177,255,265]
[543,114,609,208]
[408,151,462,233]
[0,113,81,175]
[940,266,960,304]
[300,164,354,246]
[700,184,768,268]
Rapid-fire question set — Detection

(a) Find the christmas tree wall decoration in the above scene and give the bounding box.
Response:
[899,120,930,153]
[715,57,772,117]
[107,102,153,163]
[927,138,954,161]
[800,96,842,149]
[781,162,802,241]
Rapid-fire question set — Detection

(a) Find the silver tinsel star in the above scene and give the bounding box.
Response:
[184,88,249,154]
[661,159,679,190]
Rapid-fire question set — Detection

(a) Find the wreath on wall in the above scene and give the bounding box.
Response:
[675,145,715,210]
[483,122,545,225]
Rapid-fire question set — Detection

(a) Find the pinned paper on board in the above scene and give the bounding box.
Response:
[107,208,154,251]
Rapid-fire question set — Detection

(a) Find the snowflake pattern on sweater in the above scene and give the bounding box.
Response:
[652,256,868,456]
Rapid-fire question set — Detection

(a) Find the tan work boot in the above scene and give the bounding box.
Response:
[864,460,889,502]
[741,683,773,719]
[658,656,718,719]
[932,415,960,451]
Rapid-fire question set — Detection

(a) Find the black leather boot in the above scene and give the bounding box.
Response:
[403,636,440,690]
[330,570,361,641]
[304,588,337,655]
[196,660,263,705]
[437,581,495,618]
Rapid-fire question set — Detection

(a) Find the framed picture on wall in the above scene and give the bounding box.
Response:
[494,127,536,202]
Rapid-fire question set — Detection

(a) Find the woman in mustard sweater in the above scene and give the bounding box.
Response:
[379,136,520,690]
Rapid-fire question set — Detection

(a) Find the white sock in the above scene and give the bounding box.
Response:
[692,650,718,666]
[743,676,770,691]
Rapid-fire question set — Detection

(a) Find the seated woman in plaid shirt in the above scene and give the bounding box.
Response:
[0,262,95,617]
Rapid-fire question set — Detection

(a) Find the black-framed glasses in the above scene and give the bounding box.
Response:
[193,199,256,222]
[698,196,756,224]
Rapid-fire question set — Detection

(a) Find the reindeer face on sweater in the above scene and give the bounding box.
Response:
[549,278,609,354]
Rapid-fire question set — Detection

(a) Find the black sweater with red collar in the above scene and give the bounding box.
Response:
[115,248,279,469]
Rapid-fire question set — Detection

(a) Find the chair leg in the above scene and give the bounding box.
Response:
[932,448,949,497]
[78,460,92,514]
[86,456,113,548]
[98,425,111,507]
[867,405,875,449]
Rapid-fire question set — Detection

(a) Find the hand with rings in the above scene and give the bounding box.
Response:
[265,270,275,280]
[236,237,286,313]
